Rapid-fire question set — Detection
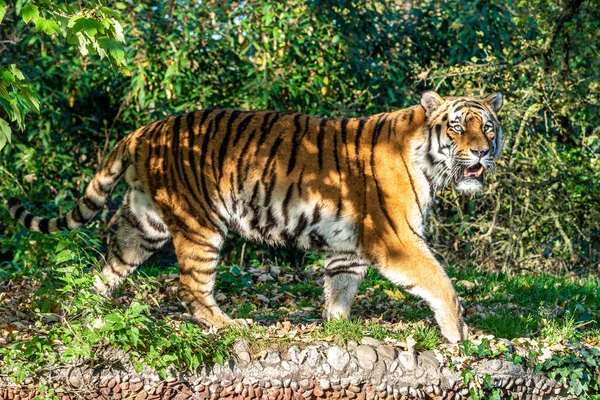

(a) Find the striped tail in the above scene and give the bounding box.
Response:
[7,138,131,234]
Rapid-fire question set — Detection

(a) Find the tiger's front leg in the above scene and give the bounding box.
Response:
[375,241,468,344]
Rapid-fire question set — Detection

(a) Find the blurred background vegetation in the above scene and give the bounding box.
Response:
[1,0,599,275]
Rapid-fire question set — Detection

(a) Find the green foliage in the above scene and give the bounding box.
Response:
[0,233,231,382]
[0,0,126,150]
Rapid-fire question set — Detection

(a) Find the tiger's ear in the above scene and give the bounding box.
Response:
[420,91,444,117]
[484,92,503,113]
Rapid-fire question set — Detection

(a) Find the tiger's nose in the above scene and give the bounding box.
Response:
[470,147,490,159]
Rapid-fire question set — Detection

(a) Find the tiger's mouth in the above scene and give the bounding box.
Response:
[454,163,485,184]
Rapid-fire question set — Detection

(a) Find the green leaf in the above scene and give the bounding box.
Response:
[2,71,15,85]
[35,18,61,35]
[0,117,11,150]
[9,65,25,80]
[98,37,126,65]
[21,3,39,24]
[54,249,76,264]
[0,0,7,24]
[71,17,104,37]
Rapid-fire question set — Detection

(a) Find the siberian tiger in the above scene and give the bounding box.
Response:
[8,91,502,343]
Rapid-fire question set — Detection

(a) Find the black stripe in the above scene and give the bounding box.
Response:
[294,213,308,239]
[188,110,212,197]
[121,210,143,232]
[236,128,257,192]
[282,184,294,225]
[112,240,136,267]
[256,112,275,149]
[317,118,327,169]
[82,196,103,212]
[218,110,242,179]
[23,213,34,228]
[146,214,167,233]
[232,113,255,146]
[325,269,362,278]
[38,219,50,234]
[296,167,304,196]
[13,205,25,221]
[263,135,283,178]
[211,109,227,139]
[286,114,304,175]
[333,123,341,182]
[312,205,321,224]
[400,154,424,219]
[263,170,277,207]
[405,213,425,241]
[72,204,85,223]
[354,118,366,167]
[7,197,21,209]
[56,217,67,230]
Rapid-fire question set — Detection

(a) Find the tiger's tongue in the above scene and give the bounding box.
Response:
[465,165,484,178]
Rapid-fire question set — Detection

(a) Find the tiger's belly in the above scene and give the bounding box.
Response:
[226,196,358,252]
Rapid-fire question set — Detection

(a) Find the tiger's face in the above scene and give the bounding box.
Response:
[420,91,503,193]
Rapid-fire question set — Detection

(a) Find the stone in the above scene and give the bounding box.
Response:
[130,381,144,392]
[237,351,251,364]
[356,345,378,371]
[376,345,396,361]
[314,386,324,397]
[135,392,147,400]
[323,363,332,374]
[327,346,351,371]
[418,351,440,369]
[371,360,386,385]
[306,348,320,367]
[398,351,417,371]
[284,379,291,388]
[360,337,383,347]
[348,385,361,393]
[490,359,503,371]
[264,351,281,367]
[233,339,250,354]
[234,382,243,394]
[299,380,311,390]
[319,379,330,390]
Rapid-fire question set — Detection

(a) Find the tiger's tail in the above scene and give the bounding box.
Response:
[7,137,132,233]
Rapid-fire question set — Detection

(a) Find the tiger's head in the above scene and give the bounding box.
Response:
[419,91,503,193]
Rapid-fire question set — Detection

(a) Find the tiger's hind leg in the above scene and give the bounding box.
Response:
[172,229,246,329]
[322,252,369,321]
[94,188,170,295]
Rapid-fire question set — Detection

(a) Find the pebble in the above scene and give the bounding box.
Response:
[356,345,378,371]
[360,337,383,347]
[398,351,417,370]
[376,345,396,361]
[327,346,351,371]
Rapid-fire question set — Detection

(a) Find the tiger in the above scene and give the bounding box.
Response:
[7,90,503,343]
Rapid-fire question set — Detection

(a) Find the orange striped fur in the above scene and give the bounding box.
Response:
[8,91,503,343]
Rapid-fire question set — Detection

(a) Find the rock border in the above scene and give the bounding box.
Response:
[0,338,574,399]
